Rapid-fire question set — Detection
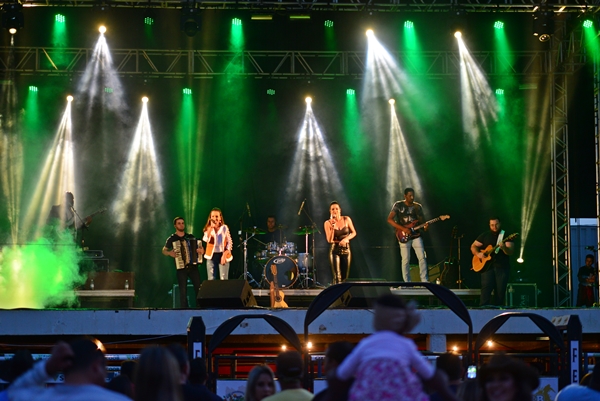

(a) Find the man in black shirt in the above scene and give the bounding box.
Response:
[162,217,204,308]
[577,254,597,307]
[470,217,514,306]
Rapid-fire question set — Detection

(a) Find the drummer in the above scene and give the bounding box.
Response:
[262,215,286,244]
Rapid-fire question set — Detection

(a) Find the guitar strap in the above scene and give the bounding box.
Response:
[495,230,505,254]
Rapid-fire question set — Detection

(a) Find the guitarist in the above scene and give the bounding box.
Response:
[470,217,514,306]
[46,192,95,245]
[387,187,429,282]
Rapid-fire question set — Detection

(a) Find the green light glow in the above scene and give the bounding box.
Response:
[229,16,244,54]
[494,21,504,29]
[55,14,65,23]
[51,12,68,67]
[183,88,192,95]
[104,87,113,93]
[583,22,600,60]
[404,20,413,29]
[495,88,504,95]
[144,17,154,25]
[403,19,425,74]
[28,86,37,92]
[583,19,593,28]
[267,89,275,95]
[494,19,514,72]
[232,18,242,26]
[346,89,355,95]
[325,20,333,28]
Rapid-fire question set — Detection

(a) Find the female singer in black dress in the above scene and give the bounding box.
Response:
[324,201,357,284]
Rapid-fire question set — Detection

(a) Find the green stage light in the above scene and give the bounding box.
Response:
[494,21,504,29]
[346,89,355,95]
[28,86,37,92]
[232,18,242,26]
[404,20,414,29]
[183,88,192,95]
[55,14,65,23]
[495,88,504,95]
[267,89,275,95]
[144,17,154,25]
[104,87,113,93]
[324,20,333,28]
[583,19,594,28]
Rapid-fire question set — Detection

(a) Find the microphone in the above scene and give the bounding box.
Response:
[297,199,306,216]
[246,202,251,217]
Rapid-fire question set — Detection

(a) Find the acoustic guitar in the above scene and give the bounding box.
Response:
[270,264,288,308]
[396,215,450,243]
[471,233,519,272]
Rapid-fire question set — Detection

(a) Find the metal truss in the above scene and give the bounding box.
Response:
[595,58,600,282]
[0,47,576,78]
[16,0,600,12]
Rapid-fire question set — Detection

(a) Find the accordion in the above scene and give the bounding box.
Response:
[173,238,203,270]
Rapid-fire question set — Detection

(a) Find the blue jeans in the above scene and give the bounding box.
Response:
[399,237,428,282]
[480,265,509,306]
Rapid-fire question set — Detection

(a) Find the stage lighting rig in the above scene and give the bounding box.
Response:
[532,8,554,42]
[181,3,201,37]
[2,3,23,35]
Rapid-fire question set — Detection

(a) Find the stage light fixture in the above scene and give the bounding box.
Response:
[495,88,504,95]
[517,257,524,263]
[404,20,414,29]
[494,20,504,29]
[55,14,65,23]
[104,87,113,93]
[388,98,395,105]
[99,25,106,33]
[144,17,154,25]
[181,6,201,37]
[454,31,462,38]
[232,18,242,26]
[267,89,275,95]
[305,96,312,104]
[2,3,24,34]
[142,96,149,103]
[66,95,73,102]
[307,341,313,349]
[289,13,310,20]
[281,345,287,351]
[324,20,333,28]
[29,86,37,92]
[583,19,594,28]
[250,13,273,21]
[532,9,554,42]
[366,29,374,37]
[346,89,355,95]
[183,88,192,95]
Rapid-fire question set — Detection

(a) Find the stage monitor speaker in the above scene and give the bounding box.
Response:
[342,286,391,307]
[197,280,257,308]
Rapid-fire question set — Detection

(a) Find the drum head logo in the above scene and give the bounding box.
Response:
[274,258,286,264]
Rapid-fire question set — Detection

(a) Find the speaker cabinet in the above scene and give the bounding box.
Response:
[197,280,257,308]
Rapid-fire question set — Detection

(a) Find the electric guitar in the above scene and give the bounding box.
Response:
[270,264,288,308]
[471,233,519,272]
[396,215,450,243]
[75,207,107,229]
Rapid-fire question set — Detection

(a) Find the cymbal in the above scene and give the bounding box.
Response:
[294,226,317,235]
[244,227,266,234]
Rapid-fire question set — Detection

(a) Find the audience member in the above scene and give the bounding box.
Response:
[106,375,134,399]
[8,339,131,401]
[134,346,183,401]
[334,294,458,401]
[245,365,276,401]
[166,344,222,401]
[478,353,540,401]
[0,350,34,400]
[120,360,137,382]
[262,351,313,401]
[555,364,600,401]
[313,342,354,401]
[457,379,481,401]
[430,353,463,401]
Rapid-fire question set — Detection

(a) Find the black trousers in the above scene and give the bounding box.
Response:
[329,243,351,285]
[176,266,202,308]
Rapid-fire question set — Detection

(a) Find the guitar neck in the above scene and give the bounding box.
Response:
[413,217,441,231]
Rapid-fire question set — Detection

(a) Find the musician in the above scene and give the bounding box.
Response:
[47,192,92,231]
[162,217,204,308]
[576,254,597,307]
[202,208,233,280]
[387,188,429,282]
[324,201,357,284]
[470,217,514,306]
[263,215,285,244]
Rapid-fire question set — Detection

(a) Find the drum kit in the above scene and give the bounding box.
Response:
[243,225,319,289]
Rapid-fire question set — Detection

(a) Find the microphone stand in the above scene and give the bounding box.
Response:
[300,202,324,288]
[455,231,465,289]
[72,207,87,250]
[237,206,258,287]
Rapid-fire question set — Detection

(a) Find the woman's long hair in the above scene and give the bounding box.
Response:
[203,208,225,232]
[134,347,183,401]
[244,364,275,401]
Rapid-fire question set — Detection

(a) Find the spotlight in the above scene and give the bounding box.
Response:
[232,18,242,26]
[517,257,524,264]
[66,95,73,102]
[142,96,149,103]
[267,89,275,95]
[324,20,333,28]
[144,17,154,26]
[289,12,310,20]
[307,341,313,349]
[250,13,273,21]
[181,6,201,37]
[2,3,24,34]
[495,88,504,95]
[404,20,414,29]
[366,29,374,37]
[99,25,106,34]
[305,96,312,104]
[55,14,65,23]
[454,31,462,38]
[346,89,355,95]
[389,98,395,105]
[183,88,192,95]
[533,9,554,42]
[104,87,113,93]
[281,345,287,351]
[487,340,493,347]
[583,19,594,29]
[494,21,504,29]
[29,86,38,92]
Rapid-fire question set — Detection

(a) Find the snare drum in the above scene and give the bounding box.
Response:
[264,256,298,288]
[267,242,279,256]
[283,242,297,256]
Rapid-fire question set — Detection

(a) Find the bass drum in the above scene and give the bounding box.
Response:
[264,256,298,288]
